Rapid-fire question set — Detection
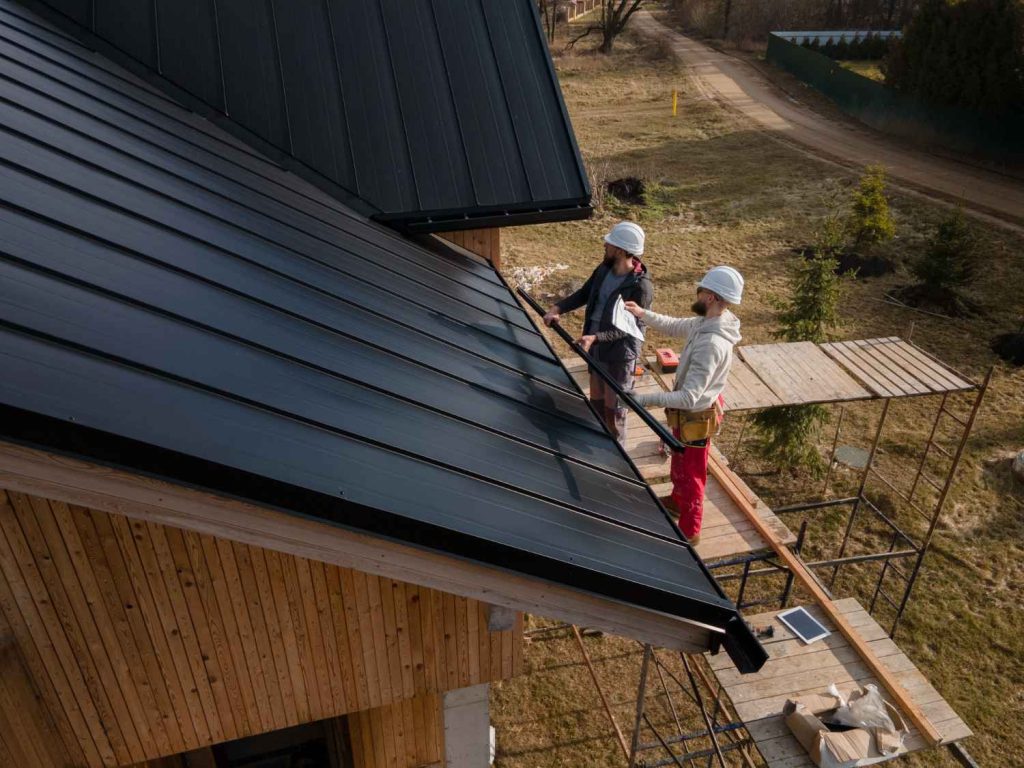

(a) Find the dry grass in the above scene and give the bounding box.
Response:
[492,17,1024,768]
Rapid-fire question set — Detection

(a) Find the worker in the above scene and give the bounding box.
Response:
[623,266,744,545]
[544,222,653,445]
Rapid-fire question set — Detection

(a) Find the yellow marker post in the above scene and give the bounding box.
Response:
[672,89,678,116]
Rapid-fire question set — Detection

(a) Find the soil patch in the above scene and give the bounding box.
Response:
[795,246,895,277]
[890,283,980,317]
[606,176,646,205]
[992,332,1024,365]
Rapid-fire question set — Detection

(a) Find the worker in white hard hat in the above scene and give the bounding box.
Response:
[544,221,653,445]
[623,266,744,545]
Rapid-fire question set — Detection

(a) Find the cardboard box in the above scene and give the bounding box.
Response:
[783,689,908,768]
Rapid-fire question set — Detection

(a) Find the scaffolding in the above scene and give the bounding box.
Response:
[541,336,989,767]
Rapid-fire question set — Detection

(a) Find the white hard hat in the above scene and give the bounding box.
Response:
[603,221,645,256]
[698,266,744,305]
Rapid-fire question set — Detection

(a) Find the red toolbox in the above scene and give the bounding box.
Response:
[656,348,679,373]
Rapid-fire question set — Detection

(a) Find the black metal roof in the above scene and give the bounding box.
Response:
[0,1,763,671]
[15,0,592,232]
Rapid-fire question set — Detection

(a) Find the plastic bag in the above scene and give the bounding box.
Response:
[827,684,896,732]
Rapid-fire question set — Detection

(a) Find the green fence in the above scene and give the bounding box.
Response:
[766,33,1024,162]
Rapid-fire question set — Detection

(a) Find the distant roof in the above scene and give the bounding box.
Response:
[16,0,592,231]
[0,2,762,670]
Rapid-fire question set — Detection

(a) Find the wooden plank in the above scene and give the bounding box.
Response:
[293,557,335,716]
[231,541,288,729]
[378,576,407,706]
[835,342,917,399]
[249,544,300,726]
[740,342,870,405]
[281,554,324,717]
[120,515,212,748]
[144,522,224,746]
[185,530,255,738]
[706,456,945,746]
[723,357,783,411]
[70,506,174,757]
[18,493,141,764]
[47,499,156,760]
[350,569,384,708]
[853,339,932,395]
[194,531,259,736]
[891,340,973,391]
[91,510,187,751]
[0,553,90,767]
[866,338,950,392]
[215,537,275,732]
[324,563,360,711]
[1,492,118,765]
[310,560,347,714]
[0,616,73,768]
[820,341,901,398]
[337,567,371,709]
[263,548,311,723]
[163,528,239,742]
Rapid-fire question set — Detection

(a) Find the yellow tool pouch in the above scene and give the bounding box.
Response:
[665,404,722,443]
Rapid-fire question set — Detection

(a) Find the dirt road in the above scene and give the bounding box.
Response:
[634,11,1024,232]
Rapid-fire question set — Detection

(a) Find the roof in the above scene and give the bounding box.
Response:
[16,0,591,231]
[721,339,976,412]
[0,1,763,670]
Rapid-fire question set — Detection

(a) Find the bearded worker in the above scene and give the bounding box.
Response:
[623,266,744,545]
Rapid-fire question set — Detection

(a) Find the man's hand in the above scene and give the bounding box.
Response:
[577,334,597,353]
[623,301,645,319]
[543,307,561,326]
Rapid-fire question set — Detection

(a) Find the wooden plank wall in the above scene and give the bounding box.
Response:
[0,489,523,767]
[438,229,501,270]
[348,693,444,768]
[0,611,72,767]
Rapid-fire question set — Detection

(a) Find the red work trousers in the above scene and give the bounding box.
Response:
[669,396,723,539]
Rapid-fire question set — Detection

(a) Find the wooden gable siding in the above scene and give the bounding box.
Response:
[0,489,522,767]
[348,693,444,768]
[438,229,501,269]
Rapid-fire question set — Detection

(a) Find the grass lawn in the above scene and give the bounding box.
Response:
[490,20,1024,768]
[839,60,886,82]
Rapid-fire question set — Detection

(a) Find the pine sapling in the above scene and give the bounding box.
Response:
[848,165,895,250]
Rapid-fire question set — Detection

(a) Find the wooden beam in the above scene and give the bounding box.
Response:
[0,441,714,653]
[706,453,944,746]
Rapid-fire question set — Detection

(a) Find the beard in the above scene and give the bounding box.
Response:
[691,299,708,316]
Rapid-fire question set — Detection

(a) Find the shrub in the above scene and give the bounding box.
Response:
[898,208,980,315]
[751,215,847,475]
[886,0,1024,116]
[847,165,895,249]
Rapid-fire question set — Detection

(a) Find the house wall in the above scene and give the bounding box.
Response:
[0,488,522,767]
[348,692,444,768]
[438,229,502,270]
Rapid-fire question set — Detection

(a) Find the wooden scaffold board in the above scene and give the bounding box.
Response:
[709,599,972,767]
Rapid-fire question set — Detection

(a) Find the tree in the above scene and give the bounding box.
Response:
[901,208,980,314]
[847,165,895,250]
[567,0,645,53]
[886,0,1024,116]
[750,216,847,475]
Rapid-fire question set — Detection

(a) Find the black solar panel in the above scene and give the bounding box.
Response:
[17,0,592,230]
[0,0,764,669]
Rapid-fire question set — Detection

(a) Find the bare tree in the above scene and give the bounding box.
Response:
[568,0,645,53]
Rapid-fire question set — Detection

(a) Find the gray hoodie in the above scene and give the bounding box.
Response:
[634,310,742,411]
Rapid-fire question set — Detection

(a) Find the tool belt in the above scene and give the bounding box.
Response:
[665,402,723,443]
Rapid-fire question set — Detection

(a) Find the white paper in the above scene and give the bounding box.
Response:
[611,296,645,341]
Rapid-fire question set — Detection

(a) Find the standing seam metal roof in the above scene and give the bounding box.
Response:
[0,0,762,668]
[18,0,592,231]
